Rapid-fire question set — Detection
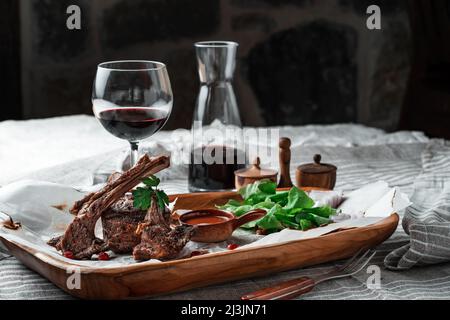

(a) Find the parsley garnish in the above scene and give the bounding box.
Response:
[132,175,169,210]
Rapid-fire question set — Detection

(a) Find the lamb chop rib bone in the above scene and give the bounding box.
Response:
[55,155,170,259]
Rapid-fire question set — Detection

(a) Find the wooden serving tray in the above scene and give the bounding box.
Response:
[0,190,399,300]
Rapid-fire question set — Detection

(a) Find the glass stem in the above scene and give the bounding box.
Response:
[129,141,139,168]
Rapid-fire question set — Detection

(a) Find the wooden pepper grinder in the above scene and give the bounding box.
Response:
[278,137,293,188]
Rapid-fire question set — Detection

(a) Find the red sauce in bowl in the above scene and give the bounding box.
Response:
[183,215,229,226]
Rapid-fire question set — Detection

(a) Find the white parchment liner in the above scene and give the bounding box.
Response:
[0,180,411,268]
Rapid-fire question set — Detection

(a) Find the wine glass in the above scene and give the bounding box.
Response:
[92,60,173,168]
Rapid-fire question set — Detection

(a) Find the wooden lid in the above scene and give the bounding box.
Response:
[235,157,278,178]
[297,154,337,175]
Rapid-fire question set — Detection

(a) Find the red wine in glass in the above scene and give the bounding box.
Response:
[97,107,168,142]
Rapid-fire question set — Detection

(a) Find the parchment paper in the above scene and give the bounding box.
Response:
[0,180,410,268]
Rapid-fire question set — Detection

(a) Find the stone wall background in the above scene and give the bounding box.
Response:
[19,0,411,131]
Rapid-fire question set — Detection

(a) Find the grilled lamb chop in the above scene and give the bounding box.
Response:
[101,194,146,254]
[49,155,170,260]
[133,195,194,261]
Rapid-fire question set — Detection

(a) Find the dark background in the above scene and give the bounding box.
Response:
[1,0,449,138]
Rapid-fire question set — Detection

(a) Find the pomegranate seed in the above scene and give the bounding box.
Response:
[190,251,204,257]
[98,252,110,261]
[63,251,74,259]
[227,243,239,250]
[191,250,209,257]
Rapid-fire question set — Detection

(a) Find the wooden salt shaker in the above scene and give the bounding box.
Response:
[278,137,293,188]
[295,154,337,190]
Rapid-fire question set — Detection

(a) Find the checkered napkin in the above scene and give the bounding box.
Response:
[385,140,450,270]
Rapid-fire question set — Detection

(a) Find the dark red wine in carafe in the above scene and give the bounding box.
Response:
[97,108,168,141]
[188,145,246,192]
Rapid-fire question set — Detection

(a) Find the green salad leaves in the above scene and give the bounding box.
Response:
[217,180,336,233]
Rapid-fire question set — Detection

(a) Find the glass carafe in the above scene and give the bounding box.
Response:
[188,41,246,192]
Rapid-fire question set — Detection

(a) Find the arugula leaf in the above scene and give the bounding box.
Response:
[217,200,253,217]
[244,202,276,228]
[253,201,276,210]
[239,179,276,201]
[233,205,254,217]
[282,220,301,229]
[295,212,331,227]
[256,205,283,231]
[265,191,289,206]
[240,217,263,229]
[245,194,267,206]
[301,206,336,218]
[299,219,313,231]
[220,201,276,229]
[274,212,296,225]
[284,187,314,210]
[238,182,260,200]
[312,214,331,226]
[258,181,277,194]
[217,199,242,210]
[218,181,336,233]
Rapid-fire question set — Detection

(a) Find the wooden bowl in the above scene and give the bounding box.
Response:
[179,209,266,243]
[296,154,337,190]
[234,157,278,190]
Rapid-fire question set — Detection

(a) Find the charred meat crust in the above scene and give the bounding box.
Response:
[101,195,147,254]
[133,195,195,261]
[48,155,170,260]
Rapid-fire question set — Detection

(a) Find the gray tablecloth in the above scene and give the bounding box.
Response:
[1,116,449,300]
[385,140,450,270]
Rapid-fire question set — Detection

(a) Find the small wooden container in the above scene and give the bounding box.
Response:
[296,154,337,190]
[234,157,278,190]
[180,209,266,243]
